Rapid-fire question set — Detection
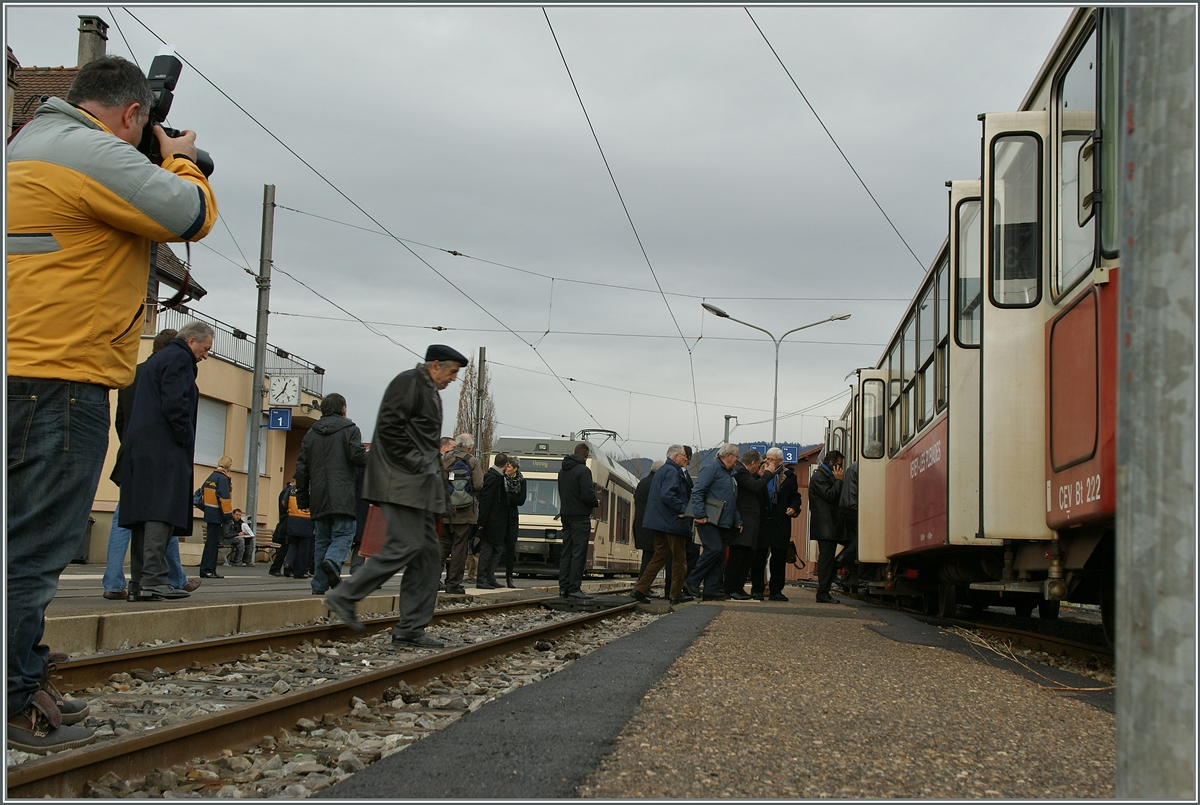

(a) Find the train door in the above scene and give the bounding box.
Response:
[979,111,1055,542]
[856,369,887,563]
[947,180,995,546]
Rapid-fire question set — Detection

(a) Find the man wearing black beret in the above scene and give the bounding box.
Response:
[324,345,468,648]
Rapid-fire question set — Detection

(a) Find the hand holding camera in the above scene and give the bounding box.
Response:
[153,125,197,162]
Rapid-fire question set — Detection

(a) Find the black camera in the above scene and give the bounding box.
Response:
[137,54,214,177]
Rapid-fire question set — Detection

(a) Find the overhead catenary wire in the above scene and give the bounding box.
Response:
[121,7,607,433]
[267,310,885,346]
[744,7,926,274]
[274,204,909,303]
[542,7,704,446]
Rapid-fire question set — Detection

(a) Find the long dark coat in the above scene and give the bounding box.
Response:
[505,471,526,546]
[731,462,776,550]
[362,364,446,513]
[808,463,844,542]
[476,467,509,545]
[763,466,802,545]
[118,338,199,533]
[632,470,656,551]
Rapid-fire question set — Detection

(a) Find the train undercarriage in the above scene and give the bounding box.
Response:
[845,529,1115,645]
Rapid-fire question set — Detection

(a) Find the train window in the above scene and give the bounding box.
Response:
[518,479,560,517]
[1056,27,1097,297]
[862,380,885,459]
[937,262,949,410]
[595,486,609,522]
[833,427,846,455]
[956,199,983,346]
[990,134,1042,308]
[888,341,902,456]
[902,316,917,443]
[615,497,631,543]
[917,284,936,427]
[1098,12,1121,257]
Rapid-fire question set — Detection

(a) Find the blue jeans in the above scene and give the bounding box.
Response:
[7,378,109,713]
[312,514,356,593]
[103,501,186,592]
[687,522,729,596]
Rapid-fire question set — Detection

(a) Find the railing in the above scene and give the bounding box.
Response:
[155,307,325,397]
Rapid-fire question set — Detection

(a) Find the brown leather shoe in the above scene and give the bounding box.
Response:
[102,590,128,600]
[182,577,202,593]
[7,690,94,753]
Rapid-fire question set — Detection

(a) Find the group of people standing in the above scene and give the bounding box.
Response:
[629,443,804,605]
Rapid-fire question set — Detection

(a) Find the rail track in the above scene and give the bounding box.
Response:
[828,585,1114,664]
[8,595,638,798]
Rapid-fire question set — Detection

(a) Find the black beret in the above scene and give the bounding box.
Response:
[424,344,469,365]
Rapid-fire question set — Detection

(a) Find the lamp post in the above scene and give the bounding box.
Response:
[702,303,851,446]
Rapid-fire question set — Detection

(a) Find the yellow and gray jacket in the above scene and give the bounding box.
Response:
[6,97,218,389]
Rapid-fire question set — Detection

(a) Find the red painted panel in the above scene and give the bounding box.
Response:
[1046,273,1118,530]
[885,414,949,557]
[1049,291,1099,468]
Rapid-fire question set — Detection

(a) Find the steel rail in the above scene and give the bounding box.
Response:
[831,587,1113,663]
[53,595,560,692]
[8,601,637,798]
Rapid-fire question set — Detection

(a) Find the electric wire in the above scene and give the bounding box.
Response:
[273,204,908,303]
[745,7,926,273]
[267,310,885,346]
[106,9,138,66]
[122,7,606,432]
[542,7,704,445]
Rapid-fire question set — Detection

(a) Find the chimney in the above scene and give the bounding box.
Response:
[77,15,109,67]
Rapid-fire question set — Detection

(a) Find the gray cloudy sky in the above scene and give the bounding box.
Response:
[6,4,1072,458]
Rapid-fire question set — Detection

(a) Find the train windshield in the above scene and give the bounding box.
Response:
[519,479,561,517]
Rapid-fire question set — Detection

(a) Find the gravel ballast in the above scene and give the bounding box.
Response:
[579,593,1115,799]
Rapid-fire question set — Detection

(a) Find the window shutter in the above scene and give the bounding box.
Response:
[195,397,227,466]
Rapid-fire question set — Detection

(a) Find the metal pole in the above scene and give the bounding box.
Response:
[723,415,735,443]
[245,184,275,532]
[771,336,781,446]
[475,346,486,458]
[1115,7,1195,799]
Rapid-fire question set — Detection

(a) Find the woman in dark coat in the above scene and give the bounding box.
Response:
[474,453,510,589]
[501,458,527,588]
[724,449,778,599]
[118,326,209,600]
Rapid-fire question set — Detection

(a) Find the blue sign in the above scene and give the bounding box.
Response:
[745,442,801,463]
[268,407,292,431]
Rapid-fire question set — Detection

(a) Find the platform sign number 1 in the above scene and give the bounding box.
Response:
[268,407,292,431]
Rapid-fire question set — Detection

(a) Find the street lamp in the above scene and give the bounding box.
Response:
[702,303,851,446]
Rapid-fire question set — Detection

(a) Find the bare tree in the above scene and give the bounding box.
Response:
[454,353,497,454]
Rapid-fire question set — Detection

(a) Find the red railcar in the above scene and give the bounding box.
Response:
[812,8,1123,641]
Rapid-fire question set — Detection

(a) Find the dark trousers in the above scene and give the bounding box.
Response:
[324,503,439,641]
[285,534,313,577]
[200,521,224,575]
[477,540,503,586]
[558,515,590,595]
[751,533,790,596]
[670,539,700,593]
[723,544,755,595]
[440,522,473,588]
[639,547,655,577]
[816,539,839,597]
[269,541,288,574]
[837,510,859,567]
[130,520,173,594]
[635,531,687,599]
[503,532,517,583]
[687,523,728,596]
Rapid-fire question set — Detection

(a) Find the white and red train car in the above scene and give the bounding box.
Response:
[814,8,1123,641]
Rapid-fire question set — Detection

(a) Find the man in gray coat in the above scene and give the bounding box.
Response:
[294,392,367,595]
[324,345,468,648]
